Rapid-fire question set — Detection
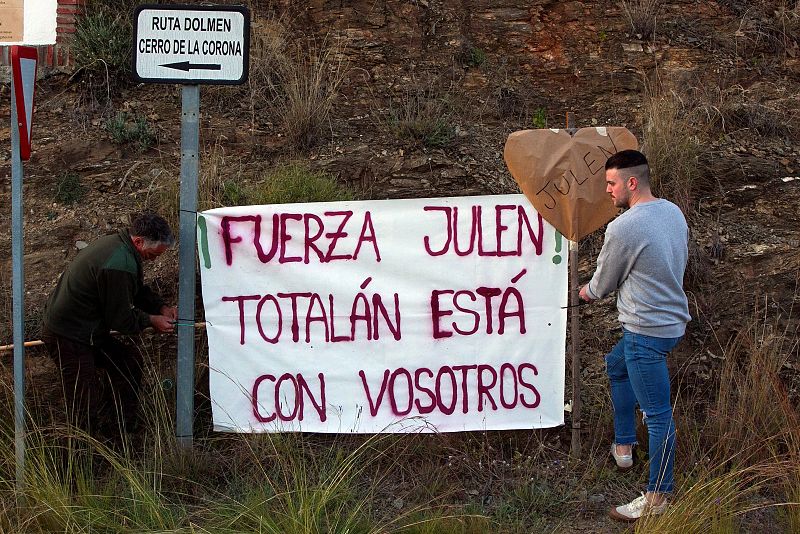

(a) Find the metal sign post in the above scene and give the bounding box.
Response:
[133,4,249,448]
[10,66,26,490]
[10,44,37,489]
[176,85,199,447]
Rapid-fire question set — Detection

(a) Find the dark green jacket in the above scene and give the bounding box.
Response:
[43,229,164,345]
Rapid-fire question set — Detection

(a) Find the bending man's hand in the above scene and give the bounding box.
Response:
[160,305,178,321]
[150,314,175,333]
[579,284,594,303]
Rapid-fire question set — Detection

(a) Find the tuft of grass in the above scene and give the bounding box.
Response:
[635,461,790,533]
[154,147,350,234]
[272,37,349,151]
[205,13,287,128]
[641,79,707,216]
[105,112,157,152]
[221,180,247,206]
[713,300,799,464]
[385,86,456,148]
[249,164,353,205]
[54,172,87,205]
[70,1,140,105]
[71,9,130,75]
[531,107,548,129]
[729,1,800,57]
[152,138,238,232]
[460,45,487,68]
[621,0,661,40]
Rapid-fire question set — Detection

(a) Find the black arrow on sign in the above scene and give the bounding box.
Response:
[161,61,222,72]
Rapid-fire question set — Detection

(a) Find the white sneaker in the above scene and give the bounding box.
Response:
[608,493,669,522]
[610,443,633,470]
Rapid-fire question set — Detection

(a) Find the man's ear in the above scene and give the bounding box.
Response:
[627,175,639,191]
[131,235,145,251]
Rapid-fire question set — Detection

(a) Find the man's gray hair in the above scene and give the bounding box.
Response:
[130,212,175,247]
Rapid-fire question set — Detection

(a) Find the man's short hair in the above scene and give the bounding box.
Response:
[605,149,650,187]
[130,212,175,247]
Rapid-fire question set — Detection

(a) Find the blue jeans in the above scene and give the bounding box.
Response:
[605,328,681,493]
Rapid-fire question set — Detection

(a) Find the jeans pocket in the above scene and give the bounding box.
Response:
[605,340,627,377]
[644,335,681,357]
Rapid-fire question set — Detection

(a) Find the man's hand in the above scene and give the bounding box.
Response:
[579,284,594,303]
[160,305,178,321]
[150,314,175,333]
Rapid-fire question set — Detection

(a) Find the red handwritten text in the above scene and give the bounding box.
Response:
[359,362,540,416]
[252,372,327,423]
[423,205,544,257]
[221,210,381,266]
[222,284,401,345]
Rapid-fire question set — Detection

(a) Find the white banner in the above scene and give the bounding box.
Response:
[198,195,568,433]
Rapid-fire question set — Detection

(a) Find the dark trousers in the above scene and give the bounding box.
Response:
[41,328,143,435]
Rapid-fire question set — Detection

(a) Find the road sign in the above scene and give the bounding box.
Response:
[133,4,249,85]
[11,46,37,161]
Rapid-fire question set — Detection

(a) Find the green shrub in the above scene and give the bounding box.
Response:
[55,172,87,205]
[105,112,156,152]
[531,107,548,129]
[250,165,353,205]
[465,46,487,67]
[71,9,131,77]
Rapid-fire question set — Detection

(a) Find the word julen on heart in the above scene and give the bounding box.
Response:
[504,127,638,241]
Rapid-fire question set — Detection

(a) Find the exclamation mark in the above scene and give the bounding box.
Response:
[552,231,563,264]
[198,215,211,269]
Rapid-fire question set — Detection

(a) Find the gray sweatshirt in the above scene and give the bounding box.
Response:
[587,198,691,338]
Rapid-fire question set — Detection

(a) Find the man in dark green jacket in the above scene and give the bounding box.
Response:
[42,212,177,435]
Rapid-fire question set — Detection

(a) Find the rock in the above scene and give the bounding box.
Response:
[589,494,605,503]
[391,497,404,509]
[403,155,431,171]
[75,240,88,250]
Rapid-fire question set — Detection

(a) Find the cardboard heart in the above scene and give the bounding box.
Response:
[504,127,638,241]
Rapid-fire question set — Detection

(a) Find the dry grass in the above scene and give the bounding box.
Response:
[381,85,456,148]
[729,0,800,56]
[713,298,799,464]
[640,77,709,216]
[205,9,348,151]
[205,11,288,129]
[684,77,797,140]
[635,459,794,533]
[151,137,242,233]
[272,36,350,151]
[621,0,662,40]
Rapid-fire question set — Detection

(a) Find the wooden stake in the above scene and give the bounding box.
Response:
[0,322,208,353]
[566,109,581,457]
[569,239,582,457]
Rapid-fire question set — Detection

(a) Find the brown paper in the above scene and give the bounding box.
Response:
[0,5,25,43]
[504,127,638,241]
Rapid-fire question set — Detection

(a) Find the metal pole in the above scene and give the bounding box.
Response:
[10,70,26,488]
[177,84,199,448]
[569,239,581,457]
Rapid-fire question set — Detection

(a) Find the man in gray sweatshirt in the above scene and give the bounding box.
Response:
[579,149,690,522]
